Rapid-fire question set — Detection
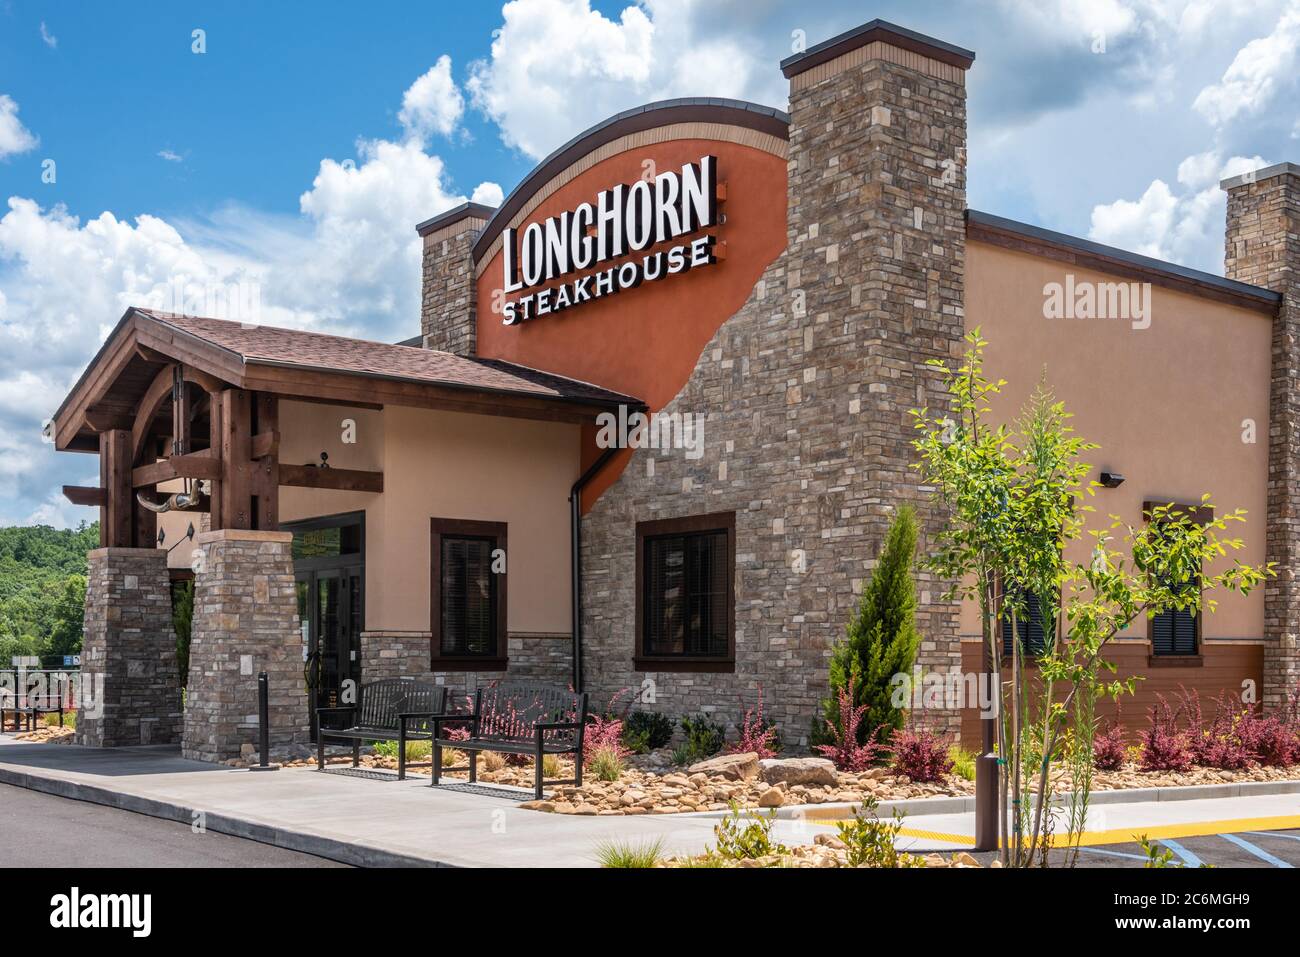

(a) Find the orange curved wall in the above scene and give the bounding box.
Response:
[474,137,788,508]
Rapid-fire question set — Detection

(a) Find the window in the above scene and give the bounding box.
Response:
[1143,501,1209,661]
[430,518,507,670]
[1150,597,1199,656]
[1001,587,1054,657]
[635,512,735,672]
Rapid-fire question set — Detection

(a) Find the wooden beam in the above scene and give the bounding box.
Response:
[218,388,253,529]
[100,430,132,548]
[132,450,221,487]
[251,429,280,460]
[207,387,224,530]
[280,464,383,493]
[131,363,178,465]
[250,394,278,530]
[84,406,134,433]
[172,365,192,456]
[62,485,106,507]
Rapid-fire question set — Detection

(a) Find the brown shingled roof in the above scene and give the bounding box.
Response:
[135,309,642,408]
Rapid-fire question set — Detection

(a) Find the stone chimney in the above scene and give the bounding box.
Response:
[1223,162,1300,713]
[417,201,496,355]
[781,21,975,734]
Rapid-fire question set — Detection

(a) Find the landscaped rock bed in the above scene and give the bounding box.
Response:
[274,745,1300,814]
[657,837,994,868]
[13,724,74,743]
[521,752,973,814]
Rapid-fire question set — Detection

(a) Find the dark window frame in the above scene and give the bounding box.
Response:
[999,584,1058,662]
[1142,501,1209,665]
[430,517,508,672]
[634,511,736,673]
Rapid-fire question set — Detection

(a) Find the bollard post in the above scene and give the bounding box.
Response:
[249,671,280,772]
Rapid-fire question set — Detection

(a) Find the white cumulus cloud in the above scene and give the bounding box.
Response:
[398,55,466,143]
[467,0,774,160]
[1193,6,1300,126]
[0,95,39,159]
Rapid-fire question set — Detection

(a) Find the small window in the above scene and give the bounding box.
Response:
[430,519,507,670]
[635,512,735,672]
[1142,501,1209,659]
[1151,575,1200,656]
[1001,588,1053,657]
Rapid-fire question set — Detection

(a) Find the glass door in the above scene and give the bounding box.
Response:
[285,512,364,741]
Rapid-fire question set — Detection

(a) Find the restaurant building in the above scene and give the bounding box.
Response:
[50,19,1299,760]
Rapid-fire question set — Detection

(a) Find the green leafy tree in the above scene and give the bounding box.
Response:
[172,579,194,687]
[818,506,922,745]
[911,330,1272,867]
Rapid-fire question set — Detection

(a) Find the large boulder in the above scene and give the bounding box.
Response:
[687,751,760,781]
[759,757,838,787]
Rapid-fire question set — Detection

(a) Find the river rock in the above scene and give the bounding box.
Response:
[759,757,838,787]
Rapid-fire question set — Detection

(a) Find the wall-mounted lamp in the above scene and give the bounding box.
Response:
[1099,471,1125,489]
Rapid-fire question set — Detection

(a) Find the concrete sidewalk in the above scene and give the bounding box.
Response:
[3,736,1298,867]
[0,737,720,867]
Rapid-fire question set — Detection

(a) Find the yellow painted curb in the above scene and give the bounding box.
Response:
[881,814,1300,849]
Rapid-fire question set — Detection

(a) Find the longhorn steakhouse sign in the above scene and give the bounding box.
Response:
[499,155,720,325]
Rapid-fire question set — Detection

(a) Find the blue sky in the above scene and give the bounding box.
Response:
[1,0,1298,527]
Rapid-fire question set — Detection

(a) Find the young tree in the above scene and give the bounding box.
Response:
[172,580,194,688]
[911,329,1272,867]
[819,506,922,745]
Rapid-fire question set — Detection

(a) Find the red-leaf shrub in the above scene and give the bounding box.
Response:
[889,723,954,783]
[815,685,884,771]
[1198,691,1262,771]
[1093,721,1127,771]
[1138,695,1193,772]
[727,685,779,759]
[584,688,633,762]
[1255,715,1300,767]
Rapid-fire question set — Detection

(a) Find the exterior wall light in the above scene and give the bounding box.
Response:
[1100,471,1125,488]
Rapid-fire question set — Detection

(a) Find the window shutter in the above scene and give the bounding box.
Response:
[1002,589,1050,656]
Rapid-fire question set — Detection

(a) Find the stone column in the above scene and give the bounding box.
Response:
[418,201,495,355]
[76,547,182,747]
[182,529,308,763]
[781,26,974,735]
[1223,162,1300,712]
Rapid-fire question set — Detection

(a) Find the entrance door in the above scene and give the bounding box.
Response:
[285,512,364,740]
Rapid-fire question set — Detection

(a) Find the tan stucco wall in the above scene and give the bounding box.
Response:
[962,240,1271,641]
[278,400,579,635]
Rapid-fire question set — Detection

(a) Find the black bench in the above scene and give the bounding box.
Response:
[431,683,589,799]
[316,678,446,780]
[1,683,66,732]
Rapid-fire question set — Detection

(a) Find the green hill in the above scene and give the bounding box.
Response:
[0,523,98,665]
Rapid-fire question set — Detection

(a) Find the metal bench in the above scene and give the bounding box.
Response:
[1,679,67,732]
[316,678,446,780]
[431,683,589,800]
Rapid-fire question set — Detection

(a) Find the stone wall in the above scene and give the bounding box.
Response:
[182,529,308,762]
[421,211,489,356]
[360,631,572,707]
[1223,162,1300,713]
[76,547,182,747]
[578,40,970,745]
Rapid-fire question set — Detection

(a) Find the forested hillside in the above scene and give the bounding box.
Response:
[0,523,97,664]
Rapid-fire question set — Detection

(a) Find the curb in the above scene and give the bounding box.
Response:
[0,764,450,868]
[695,778,1300,821]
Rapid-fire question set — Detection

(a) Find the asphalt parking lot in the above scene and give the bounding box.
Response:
[966,829,1300,868]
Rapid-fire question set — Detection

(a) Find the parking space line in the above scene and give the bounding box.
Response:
[1159,839,1203,867]
[1219,833,1294,868]
[1076,845,1150,862]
